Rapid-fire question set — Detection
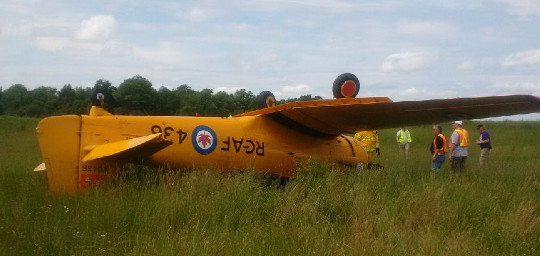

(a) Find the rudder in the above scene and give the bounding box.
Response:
[36,115,81,193]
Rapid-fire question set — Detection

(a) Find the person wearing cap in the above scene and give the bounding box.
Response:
[430,125,447,172]
[475,124,492,166]
[396,127,412,157]
[449,121,469,172]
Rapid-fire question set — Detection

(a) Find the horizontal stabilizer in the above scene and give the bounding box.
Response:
[82,133,172,162]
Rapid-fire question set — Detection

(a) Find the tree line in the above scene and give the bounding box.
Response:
[0,75,322,117]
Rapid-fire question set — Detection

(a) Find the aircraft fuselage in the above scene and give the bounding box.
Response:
[37,114,368,192]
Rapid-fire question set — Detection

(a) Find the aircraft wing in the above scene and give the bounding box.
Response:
[82,133,172,162]
[237,95,540,136]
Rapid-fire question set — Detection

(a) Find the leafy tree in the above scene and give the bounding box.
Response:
[26,86,58,117]
[1,84,29,116]
[155,86,179,115]
[69,87,92,115]
[56,84,76,114]
[175,84,197,115]
[114,75,157,115]
[0,87,3,115]
[298,94,322,101]
[212,91,236,117]
[233,89,256,114]
[0,76,324,117]
[278,94,322,104]
[197,88,215,116]
[94,79,116,93]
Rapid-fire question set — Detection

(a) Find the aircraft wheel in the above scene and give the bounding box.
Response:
[91,89,114,107]
[332,73,360,98]
[256,91,277,109]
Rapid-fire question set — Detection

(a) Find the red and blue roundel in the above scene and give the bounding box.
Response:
[191,125,218,155]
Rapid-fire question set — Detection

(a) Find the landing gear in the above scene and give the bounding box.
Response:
[91,89,115,108]
[333,73,360,98]
[256,91,277,109]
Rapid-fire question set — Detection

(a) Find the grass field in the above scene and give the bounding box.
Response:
[1,115,539,255]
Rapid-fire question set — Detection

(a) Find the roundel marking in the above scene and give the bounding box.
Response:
[191,125,218,155]
[341,80,357,98]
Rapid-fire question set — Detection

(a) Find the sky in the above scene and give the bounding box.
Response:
[1,0,540,119]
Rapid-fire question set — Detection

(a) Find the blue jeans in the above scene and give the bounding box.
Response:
[431,153,445,171]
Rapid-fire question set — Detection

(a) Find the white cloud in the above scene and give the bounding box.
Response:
[397,20,458,38]
[179,7,211,22]
[501,49,540,67]
[1,23,34,37]
[227,0,364,12]
[274,83,312,98]
[238,53,290,70]
[34,36,71,51]
[2,0,540,118]
[282,83,311,93]
[32,14,178,65]
[215,86,247,94]
[132,42,181,65]
[381,52,435,73]
[214,22,254,32]
[457,58,499,71]
[457,60,476,70]
[34,36,112,56]
[492,81,540,95]
[101,41,134,58]
[1,16,76,38]
[491,0,540,17]
[74,15,117,42]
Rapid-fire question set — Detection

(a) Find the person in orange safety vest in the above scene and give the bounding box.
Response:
[430,125,447,172]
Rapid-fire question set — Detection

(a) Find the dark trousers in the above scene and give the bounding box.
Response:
[451,156,467,172]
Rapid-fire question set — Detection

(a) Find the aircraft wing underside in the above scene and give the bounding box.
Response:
[237,95,540,136]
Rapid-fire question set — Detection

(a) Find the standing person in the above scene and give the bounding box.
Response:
[430,125,447,172]
[475,124,492,166]
[354,130,380,169]
[396,127,412,157]
[448,121,469,172]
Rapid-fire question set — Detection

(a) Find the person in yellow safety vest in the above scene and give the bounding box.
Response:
[430,125,448,172]
[354,130,380,168]
[396,127,412,157]
[449,121,468,172]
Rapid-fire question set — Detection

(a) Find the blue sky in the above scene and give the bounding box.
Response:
[2,0,540,119]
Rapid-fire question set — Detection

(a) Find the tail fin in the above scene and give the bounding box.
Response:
[36,115,82,193]
[37,114,172,192]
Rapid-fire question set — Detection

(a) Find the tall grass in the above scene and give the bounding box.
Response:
[1,116,538,255]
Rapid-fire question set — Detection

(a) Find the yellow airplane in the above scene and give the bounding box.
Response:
[35,73,540,192]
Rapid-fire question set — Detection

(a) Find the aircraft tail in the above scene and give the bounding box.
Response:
[36,115,82,193]
[36,114,172,192]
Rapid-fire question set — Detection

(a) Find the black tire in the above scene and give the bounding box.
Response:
[256,91,277,109]
[91,89,115,107]
[332,73,360,98]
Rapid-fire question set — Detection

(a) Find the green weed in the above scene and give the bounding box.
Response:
[0,116,538,255]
